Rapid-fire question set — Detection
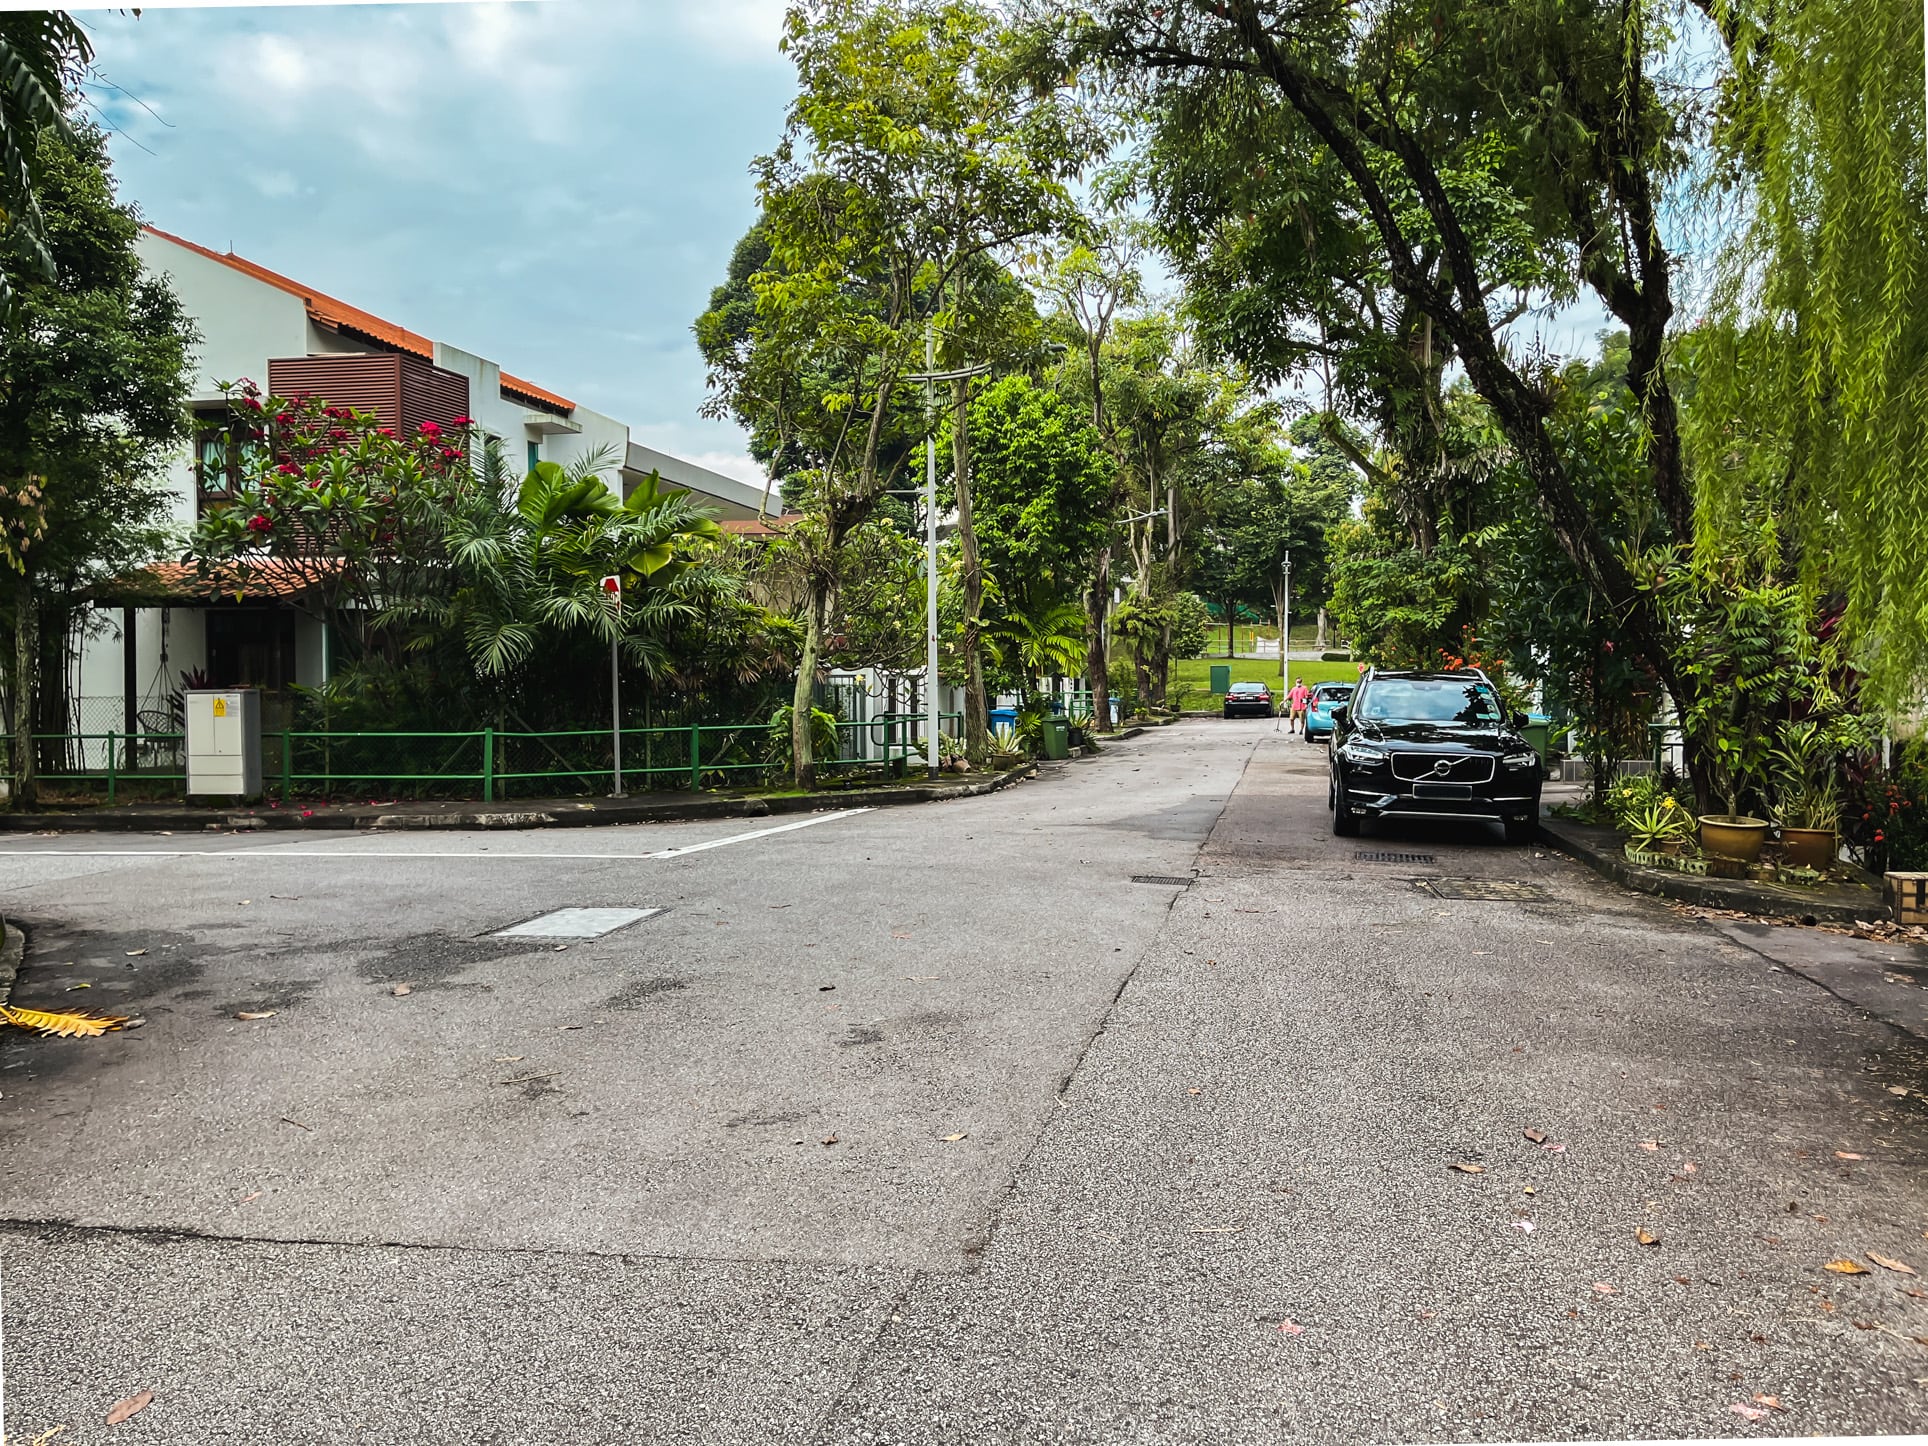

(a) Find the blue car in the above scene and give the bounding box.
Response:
[1305,682,1355,742]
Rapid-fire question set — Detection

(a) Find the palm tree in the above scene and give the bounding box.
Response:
[0,11,90,314]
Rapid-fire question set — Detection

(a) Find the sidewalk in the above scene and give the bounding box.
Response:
[0,760,1038,833]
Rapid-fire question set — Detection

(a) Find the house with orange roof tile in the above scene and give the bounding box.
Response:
[74,228,775,738]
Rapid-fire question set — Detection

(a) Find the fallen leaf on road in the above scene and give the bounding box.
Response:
[1823,1259,1870,1275]
[1852,1319,1878,1330]
[494,1056,524,1063]
[65,982,91,990]
[236,1191,261,1205]
[905,976,939,981]
[1888,1086,1910,1096]
[1513,1220,1535,1233]
[1638,1229,1660,1246]
[1593,1282,1616,1295]
[558,1024,584,1030]
[821,1135,838,1146]
[942,1132,967,1142]
[495,1071,559,1087]
[234,1011,275,1021]
[1277,1319,1305,1336]
[768,903,792,909]
[1522,1184,1536,1196]
[890,932,912,939]
[1186,1087,1202,1095]
[391,984,412,997]
[1868,1253,1918,1276]
[279,1117,311,1131]
[1542,1141,1567,1154]
[1523,1128,1546,1143]
[1729,1404,1767,1422]
[105,1392,153,1425]
[1637,1140,1659,1152]
[1448,1162,1485,1174]
[1835,1151,1864,1161]
[125,949,146,957]
[1418,1309,1436,1320]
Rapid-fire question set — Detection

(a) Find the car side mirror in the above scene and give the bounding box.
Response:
[1328,703,1348,734]
[1511,711,1529,729]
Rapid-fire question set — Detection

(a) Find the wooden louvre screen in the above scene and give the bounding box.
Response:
[267,353,470,435]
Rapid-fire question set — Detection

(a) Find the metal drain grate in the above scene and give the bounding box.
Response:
[494,907,662,939]
[1418,879,1550,902]
[1131,874,1195,887]
[1357,851,1436,864]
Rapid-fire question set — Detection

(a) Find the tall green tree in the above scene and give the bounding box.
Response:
[706,0,1084,786]
[1688,0,1928,708]
[0,11,91,314]
[1042,0,1713,790]
[0,125,194,805]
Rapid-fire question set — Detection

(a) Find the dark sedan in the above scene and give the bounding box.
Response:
[1328,669,1542,843]
[1222,681,1274,718]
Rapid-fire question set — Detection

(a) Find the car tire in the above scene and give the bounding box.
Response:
[1331,769,1360,836]
[1503,817,1534,845]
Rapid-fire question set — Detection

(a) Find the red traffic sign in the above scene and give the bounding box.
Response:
[600,575,621,607]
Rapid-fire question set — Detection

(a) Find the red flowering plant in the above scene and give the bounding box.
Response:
[188,379,477,662]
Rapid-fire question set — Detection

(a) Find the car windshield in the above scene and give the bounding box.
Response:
[1356,678,1502,726]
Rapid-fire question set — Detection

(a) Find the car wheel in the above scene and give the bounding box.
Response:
[1331,768,1360,836]
[1503,817,1534,845]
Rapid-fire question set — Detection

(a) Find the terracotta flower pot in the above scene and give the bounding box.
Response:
[1698,815,1770,863]
[1779,826,1836,871]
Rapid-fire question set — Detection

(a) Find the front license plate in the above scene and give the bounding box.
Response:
[1412,782,1474,801]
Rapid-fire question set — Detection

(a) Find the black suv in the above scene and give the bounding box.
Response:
[1327,668,1542,843]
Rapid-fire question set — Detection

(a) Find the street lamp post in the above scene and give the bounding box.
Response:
[1280,551,1292,698]
[903,331,994,779]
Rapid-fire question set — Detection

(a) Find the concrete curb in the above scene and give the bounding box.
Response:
[0,919,23,1010]
[0,763,1041,835]
[1539,814,1887,925]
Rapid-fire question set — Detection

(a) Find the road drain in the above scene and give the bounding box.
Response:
[1357,851,1435,864]
[1131,875,1195,887]
[1418,879,1550,902]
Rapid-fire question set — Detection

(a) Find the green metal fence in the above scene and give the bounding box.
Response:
[2,712,963,805]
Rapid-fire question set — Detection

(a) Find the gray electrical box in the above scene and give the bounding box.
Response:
[184,688,263,798]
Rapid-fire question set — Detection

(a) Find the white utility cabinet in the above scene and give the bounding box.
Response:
[184,688,263,798]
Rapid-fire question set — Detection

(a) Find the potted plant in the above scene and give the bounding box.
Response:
[1624,798,1694,863]
[988,722,1026,770]
[1065,705,1094,750]
[1770,720,1847,871]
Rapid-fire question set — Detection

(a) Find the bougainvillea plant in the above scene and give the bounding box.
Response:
[188,379,478,663]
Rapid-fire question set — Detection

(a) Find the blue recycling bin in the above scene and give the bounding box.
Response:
[988,708,1018,731]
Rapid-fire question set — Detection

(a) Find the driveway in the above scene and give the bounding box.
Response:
[1,720,1923,1442]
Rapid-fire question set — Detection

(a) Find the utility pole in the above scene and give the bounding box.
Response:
[904,334,994,778]
[925,324,939,780]
[1280,551,1292,697]
[602,574,624,797]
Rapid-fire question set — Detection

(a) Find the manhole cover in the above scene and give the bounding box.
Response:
[1419,879,1550,902]
[1131,874,1195,887]
[494,907,662,939]
[1357,851,1436,864]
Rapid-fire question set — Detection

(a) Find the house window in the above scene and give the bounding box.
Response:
[526,439,540,474]
[194,408,266,515]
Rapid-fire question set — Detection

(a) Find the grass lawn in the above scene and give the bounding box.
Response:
[1168,656,1361,709]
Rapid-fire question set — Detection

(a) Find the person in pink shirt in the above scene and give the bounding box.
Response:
[1287,677,1311,734]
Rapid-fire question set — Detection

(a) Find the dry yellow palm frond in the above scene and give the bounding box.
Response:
[0,1004,129,1037]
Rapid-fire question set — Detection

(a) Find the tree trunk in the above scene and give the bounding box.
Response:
[1085,546,1112,733]
[791,579,826,790]
[12,569,38,807]
[1225,599,1236,658]
[1152,620,1172,708]
[952,378,989,761]
[1316,607,1328,653]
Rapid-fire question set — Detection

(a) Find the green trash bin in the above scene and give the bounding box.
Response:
[1519,715,1551,768]
[1041,717,1070,760]
[1209,664,1232,694]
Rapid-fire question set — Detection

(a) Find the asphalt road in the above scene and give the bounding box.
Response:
[1,721,1924,1443]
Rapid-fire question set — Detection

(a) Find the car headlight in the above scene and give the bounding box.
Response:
[1339,741,1387,765]
[1502,750,1539,770]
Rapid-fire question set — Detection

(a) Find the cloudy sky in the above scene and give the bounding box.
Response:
[80,0,793,484]
[73,0,1609,485]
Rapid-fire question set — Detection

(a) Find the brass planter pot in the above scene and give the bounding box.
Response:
[1779,826,1837,871]
[1698,815,1770,863]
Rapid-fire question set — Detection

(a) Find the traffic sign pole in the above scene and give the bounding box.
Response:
[603,576,625,798]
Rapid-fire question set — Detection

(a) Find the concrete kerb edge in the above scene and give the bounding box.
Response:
[0,762,1045,835]
[1537,816,1887,925]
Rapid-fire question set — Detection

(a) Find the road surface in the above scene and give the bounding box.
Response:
[1,721,1924,1442]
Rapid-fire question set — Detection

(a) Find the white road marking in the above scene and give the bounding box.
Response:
[0,808,874,861]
